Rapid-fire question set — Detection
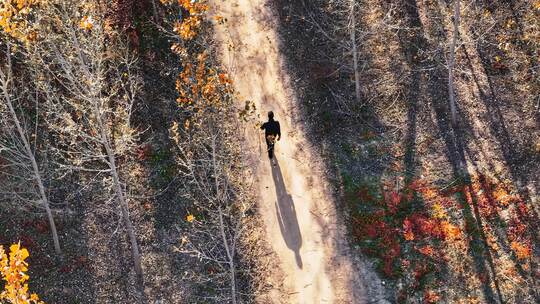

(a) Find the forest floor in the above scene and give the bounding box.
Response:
[210,0,388,303]
[266,0,539,303]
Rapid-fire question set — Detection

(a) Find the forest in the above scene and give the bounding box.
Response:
[0,0,538,303]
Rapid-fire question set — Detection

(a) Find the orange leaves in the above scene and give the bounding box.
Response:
[403,219,415,241]
[186,214,195,223]
[402,212,461,243]
[171,43,188,58]
[463,174,536,265]
[0,243,44,304]
[160,0,208,12]
[218,73,232,85]
[403,230,415,241]
[12,0,38,11]
[510,241,532,260]
[174,18,200,40]
[177,0,208,15]
[440,221,461,241]
[167,0,233,139]
[423,290,440,304]
[461,174,526,219]
[492,185,518,207]
[164,0,208,40]
[79,16,94,31]
[418,245,435,257]
[214,15,225,24]
[422,188,438,201]
[175,50,232,109]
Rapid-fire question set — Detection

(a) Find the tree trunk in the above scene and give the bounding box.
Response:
[448,0,460,127]
[151,0,159,23]
[213,138,236,304]
[98,116,143,277]
[1,78,62,256]
[350,0,361,104]
[219,207,237,304]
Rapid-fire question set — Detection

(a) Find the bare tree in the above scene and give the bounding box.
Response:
[171,108,250,303]
[29,0,144,276]
[0,44,61,255]
[350,0,361,104]
[302,0,396,111]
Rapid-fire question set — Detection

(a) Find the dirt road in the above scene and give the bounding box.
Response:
[210,0,388,303]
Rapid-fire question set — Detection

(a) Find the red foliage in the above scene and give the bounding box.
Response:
[22,220,49,234]
[59,255,91,273]
[403,218,414,240]
[385,191,402,214]
[357,186,374,202]
[418,245,435,257]
[405,214,447,240]
[352,173,537,302]
[365,220,382,238]
[107,0,156,49]
[136,144,153,161]
[382,257,395,277]
[492,60,508,71]
[408,179,426,192]
[414,263,430,282]
[19,235,36,251]
[109,0,152,30]
[381,238,401,277]
[516,201,530,217]
[34,220,49,234]
[508,218,527,239]
[478,272,489,283]
[59,264,72,273]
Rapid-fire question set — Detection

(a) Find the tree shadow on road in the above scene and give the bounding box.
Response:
[271,157,303,269]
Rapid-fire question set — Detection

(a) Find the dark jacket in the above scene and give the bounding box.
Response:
[261,120,281,138]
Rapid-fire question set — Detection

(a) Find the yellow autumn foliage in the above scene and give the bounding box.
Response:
[431,202,447,219]
[0,0,41,42]
[0,243,44,304]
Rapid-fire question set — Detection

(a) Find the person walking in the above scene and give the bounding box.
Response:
[260,111,281,159]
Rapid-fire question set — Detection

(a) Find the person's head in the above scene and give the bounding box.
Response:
[268,111,274,121]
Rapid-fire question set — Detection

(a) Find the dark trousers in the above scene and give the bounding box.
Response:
[265,135,276,158]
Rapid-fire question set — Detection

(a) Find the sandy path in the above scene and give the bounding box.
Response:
[210,0,387,303]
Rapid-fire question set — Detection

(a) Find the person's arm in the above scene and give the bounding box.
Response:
[260,122,266,130]
[277,121,281,140]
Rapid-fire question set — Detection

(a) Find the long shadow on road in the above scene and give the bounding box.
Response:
[271,157,303,269]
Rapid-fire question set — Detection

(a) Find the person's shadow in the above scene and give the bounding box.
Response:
[271,157,303,268]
